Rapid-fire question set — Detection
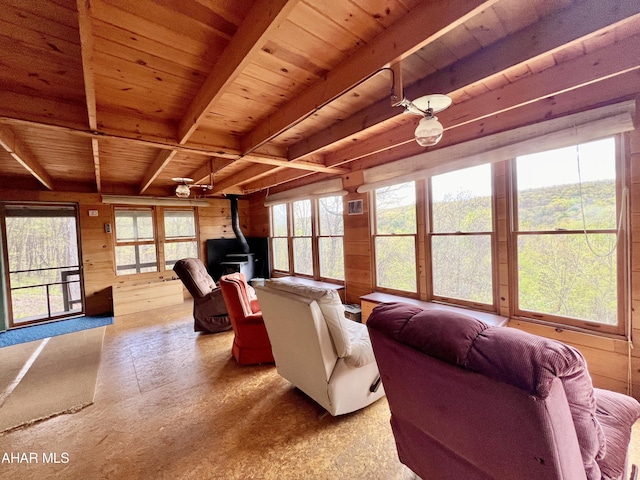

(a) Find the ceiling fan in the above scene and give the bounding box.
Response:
[172,177,212,198]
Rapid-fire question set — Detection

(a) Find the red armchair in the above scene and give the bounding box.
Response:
[219,273,274,365]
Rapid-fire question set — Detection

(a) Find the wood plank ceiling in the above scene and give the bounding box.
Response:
[0,0,638,197]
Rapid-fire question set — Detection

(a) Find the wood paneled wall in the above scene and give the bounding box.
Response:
[0,190,252,315]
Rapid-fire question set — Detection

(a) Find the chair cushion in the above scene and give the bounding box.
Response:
[265,280,351,358]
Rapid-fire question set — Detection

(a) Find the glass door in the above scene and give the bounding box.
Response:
[2,203,84,327]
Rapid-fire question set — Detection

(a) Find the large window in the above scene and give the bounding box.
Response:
[114,207,198,276]
[270,196,345,281]
[513,137,624,333]
[271,203,289,272]
[373,182,417,293]
[114,209,157,275]
[430,164,494,307]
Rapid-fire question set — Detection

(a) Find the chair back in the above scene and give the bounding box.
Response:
[219,273,257,321]
[367,302,600,480]
[173,258,216,299]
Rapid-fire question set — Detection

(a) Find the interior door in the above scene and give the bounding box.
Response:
[1,203,84,327]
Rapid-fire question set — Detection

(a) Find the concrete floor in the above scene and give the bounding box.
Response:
[0,301,638,479]
[0,302,415,479]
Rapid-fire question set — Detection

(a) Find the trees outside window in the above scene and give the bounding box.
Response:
[114,209,157,275]
[318,196,344,280]
[164,210,197,269]
[513,137,624,334]
[292,200,313,275]
[270,196,345,281]
[271,203,289,272]
[373,182,417,293]
[430,164,494,307]
[114,207,199,276]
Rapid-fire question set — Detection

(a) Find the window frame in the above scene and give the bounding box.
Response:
[162,209,199,270]
[427,163,498,312]
[113,206,199,276]
[372,181,419,296]
[269,196,345,283]
[510,135,627,336]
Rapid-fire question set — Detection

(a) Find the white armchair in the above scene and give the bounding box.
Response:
[255,279,385,416]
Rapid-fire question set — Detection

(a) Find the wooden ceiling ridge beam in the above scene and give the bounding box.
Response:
[77,0,101,192]
[240,0,499,156]
[323,32,640,168]
[0,125,55,190]
[0,116,241,158]
[210,164,275,194]
[288,0,640,162]
[138,0,302,194]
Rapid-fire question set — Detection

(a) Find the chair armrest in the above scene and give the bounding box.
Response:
[238,312,264,325]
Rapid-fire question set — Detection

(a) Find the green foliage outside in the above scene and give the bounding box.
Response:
[379,178,619,325]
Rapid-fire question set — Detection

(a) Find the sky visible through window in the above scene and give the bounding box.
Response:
[517,137,615,190]
[428,137,615,200]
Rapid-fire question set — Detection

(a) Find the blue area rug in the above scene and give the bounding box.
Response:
[0,315,114,348]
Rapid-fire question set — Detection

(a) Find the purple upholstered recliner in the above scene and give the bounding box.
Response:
[367,302,640,480]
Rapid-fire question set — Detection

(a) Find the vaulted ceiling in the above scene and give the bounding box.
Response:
[0,0,638,198]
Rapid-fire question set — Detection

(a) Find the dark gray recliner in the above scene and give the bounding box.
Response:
[173,258,231,333]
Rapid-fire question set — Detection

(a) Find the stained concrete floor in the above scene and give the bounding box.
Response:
[0,301,638,479]
[0,302,415,479]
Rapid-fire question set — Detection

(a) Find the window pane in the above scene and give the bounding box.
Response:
[115,244,157,275]
[319,237,344,280]
[272,238,289,271]
[375,236,416,292]
[517,234,617,325]
[164,241,198,268]
[376,182,416,234]
[115,210,154,242]
[293,200,312,236]
[432,235,493,304]
[272,204,288,236]
[319,196,344,235]
[164,210,195,239]
[516,138,616,231]
[432,164,492,232]
[293,237,313,275]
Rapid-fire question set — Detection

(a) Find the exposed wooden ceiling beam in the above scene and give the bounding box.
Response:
[288,0,640,162]
[136,0,302,193]
[139,150,178,194]
[239,0,499,155]
[244,34,640,192]
[211,164,276,194]
[77,0,101,192]
[177,0,301,144]
[0,116,337,180]
[321,31,640,168]
[0,125,54,190]
[261,70,640,197]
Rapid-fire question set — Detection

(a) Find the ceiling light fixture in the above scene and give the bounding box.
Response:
[172,177,213,198]
[398,94,452,147]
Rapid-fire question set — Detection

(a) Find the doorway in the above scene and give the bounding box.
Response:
[1,203,84,328]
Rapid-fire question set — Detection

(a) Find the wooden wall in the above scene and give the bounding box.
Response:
[0,190,251,316]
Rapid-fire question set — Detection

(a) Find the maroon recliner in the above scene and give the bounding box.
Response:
[367,302,640,480]
[219,273,274,365]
